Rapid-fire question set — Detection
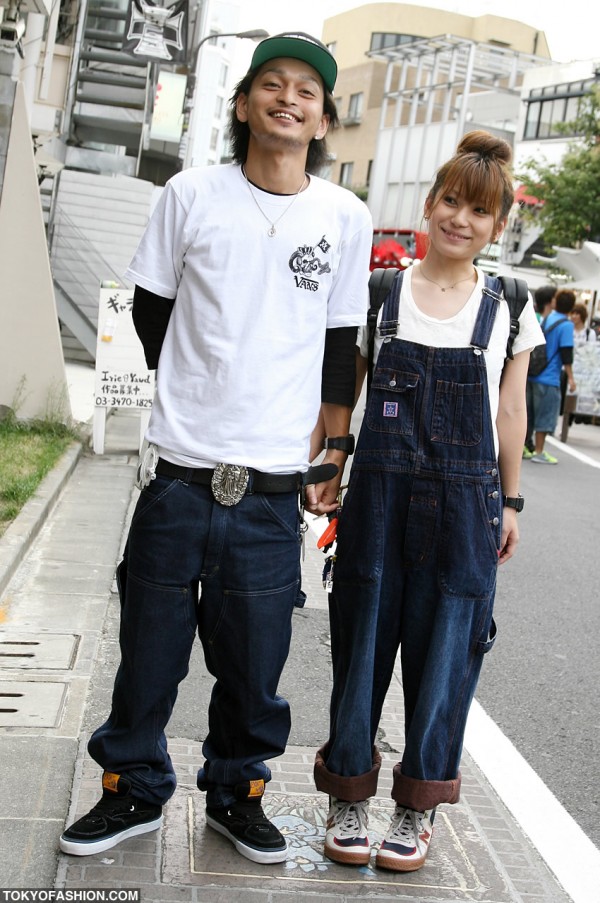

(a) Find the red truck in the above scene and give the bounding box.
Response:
[370,229,428,271]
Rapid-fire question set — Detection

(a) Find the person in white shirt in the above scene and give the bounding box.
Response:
[571,302,597,346]
[60,32,373,865]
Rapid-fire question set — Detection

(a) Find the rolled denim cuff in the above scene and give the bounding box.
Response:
[392,762,461,810]
[313,744,381,801]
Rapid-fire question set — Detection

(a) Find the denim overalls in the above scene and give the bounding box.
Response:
[315,274,504,812]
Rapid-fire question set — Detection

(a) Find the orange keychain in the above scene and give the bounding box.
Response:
[317,516,338,549]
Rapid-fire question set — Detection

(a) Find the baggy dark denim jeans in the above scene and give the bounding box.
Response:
[88,473,301,809]
[315,281,503,812]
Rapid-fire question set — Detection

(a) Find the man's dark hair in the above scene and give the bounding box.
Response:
[534,284,556,315]
[555,288,576,314]
[227,69,339,175]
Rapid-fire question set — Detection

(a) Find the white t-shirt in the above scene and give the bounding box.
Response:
[125,163,373,472]
[573,326,597,346]
[358,263,544,454]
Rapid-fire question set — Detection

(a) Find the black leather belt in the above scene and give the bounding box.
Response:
[156,459,302,494]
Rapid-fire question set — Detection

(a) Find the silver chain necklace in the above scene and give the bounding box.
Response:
[241,166,307,237]
[419,265,475,293]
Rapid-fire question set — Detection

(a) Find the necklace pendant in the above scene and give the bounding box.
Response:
[441,287,446,292]
[268,225,276,237]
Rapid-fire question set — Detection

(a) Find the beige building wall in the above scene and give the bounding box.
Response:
[323,3,550,192]
[0,81,71,423]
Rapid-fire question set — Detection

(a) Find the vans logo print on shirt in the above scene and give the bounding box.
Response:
[289,236,331,291]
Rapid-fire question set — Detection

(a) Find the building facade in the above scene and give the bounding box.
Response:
[322,3,551,203]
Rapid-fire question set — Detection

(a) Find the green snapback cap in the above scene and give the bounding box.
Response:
[250,32,337,93]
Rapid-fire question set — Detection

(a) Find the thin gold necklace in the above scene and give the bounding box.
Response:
[419,265,475,293]
[241,167,307,237]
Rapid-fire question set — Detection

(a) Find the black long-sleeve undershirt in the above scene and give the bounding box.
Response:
[132,285,358,407]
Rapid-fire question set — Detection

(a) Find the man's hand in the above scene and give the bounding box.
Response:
[304,470,343,515]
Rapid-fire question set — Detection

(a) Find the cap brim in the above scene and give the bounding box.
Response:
[251,35,337,93]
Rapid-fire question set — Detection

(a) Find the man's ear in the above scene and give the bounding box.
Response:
[236,93,249,123]
[314,114,330,141]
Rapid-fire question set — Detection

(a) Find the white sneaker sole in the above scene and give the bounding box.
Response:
[59,814,163,856]
[206,813,288,864]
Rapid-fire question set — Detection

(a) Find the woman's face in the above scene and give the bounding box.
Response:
[425,188,503,263]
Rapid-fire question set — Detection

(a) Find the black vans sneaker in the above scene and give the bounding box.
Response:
[59,772,163,856]
[205,779,287,864]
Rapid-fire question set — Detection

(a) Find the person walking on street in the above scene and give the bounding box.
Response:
[527,289,576,464]
[59,32,373,864]
[523,284,555,457]
[313,131,542,872]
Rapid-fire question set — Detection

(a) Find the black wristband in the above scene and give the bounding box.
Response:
[323,435,355,454]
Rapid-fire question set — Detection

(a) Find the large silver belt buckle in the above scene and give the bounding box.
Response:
[211,463,249,506]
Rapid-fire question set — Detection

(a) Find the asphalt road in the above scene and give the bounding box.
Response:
[475,435,600,849]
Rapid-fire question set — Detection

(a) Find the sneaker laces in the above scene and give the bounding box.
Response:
[386,807,426,846]
[331,800,368,837]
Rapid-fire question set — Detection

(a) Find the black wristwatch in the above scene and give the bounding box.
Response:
[503,494,524,512]
[323,435,355,455]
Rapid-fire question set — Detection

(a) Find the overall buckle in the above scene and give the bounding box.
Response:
[211,463,250,506]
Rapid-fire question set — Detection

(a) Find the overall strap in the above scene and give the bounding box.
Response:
[470,276,503,351]
[366,268,404,395]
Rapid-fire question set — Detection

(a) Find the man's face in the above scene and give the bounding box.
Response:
[236,57,330,153]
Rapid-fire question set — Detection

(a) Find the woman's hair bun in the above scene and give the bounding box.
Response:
[456,130,512,166]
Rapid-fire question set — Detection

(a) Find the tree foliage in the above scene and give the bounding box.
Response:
[518,85,600,248]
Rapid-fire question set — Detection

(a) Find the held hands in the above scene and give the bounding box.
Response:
[304,451,345,515]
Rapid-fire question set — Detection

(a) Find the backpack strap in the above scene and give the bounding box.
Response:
[499,275,529,359]
[367,267,400,395]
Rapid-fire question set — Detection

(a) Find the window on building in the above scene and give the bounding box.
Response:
[218,63,228,88]
[214,95,224,119]
[523,78,597,140]
[366,159,373,186]
[210,128,219,151]
[370,32,421,52]
[339,162,354,186]
[348,92,363,120]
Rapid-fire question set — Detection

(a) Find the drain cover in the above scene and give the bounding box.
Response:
[0,680,67,727]
[0,633,79,669]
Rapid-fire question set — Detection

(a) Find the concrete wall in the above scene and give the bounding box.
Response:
[0,79,71,422]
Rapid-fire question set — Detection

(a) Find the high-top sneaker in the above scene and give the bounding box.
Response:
[205,779,287,864]
[59,772,162,856]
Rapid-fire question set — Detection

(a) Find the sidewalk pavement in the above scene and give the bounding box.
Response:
[2,362,598,901]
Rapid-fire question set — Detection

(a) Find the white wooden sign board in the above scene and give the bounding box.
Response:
[93,287,155,453]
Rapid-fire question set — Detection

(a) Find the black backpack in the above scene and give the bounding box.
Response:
[367,268,529,394]
[527,317,563,377]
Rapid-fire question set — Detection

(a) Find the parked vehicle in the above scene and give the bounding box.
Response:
[370,229,428,271]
